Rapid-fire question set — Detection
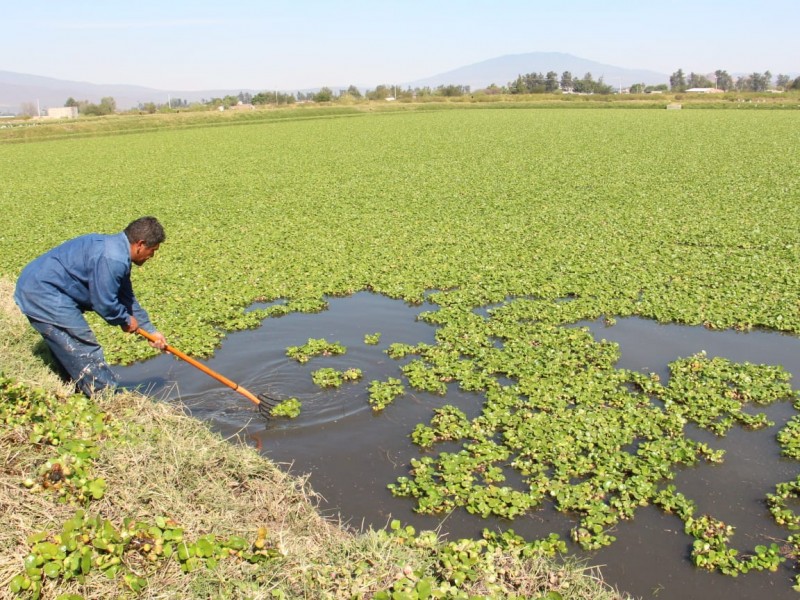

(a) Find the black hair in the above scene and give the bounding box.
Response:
[124,216,166,247]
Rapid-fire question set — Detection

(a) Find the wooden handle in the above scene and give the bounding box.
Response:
[136,328,262,406]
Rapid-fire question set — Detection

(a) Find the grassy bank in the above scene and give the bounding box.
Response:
[0,276,628,599]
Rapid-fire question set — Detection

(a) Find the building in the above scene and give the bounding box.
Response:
[45,106,79,119]
[685,88,724,94]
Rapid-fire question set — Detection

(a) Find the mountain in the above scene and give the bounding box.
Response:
[0,71,267,114]
[407,52,668,90]
[0,71,161,114]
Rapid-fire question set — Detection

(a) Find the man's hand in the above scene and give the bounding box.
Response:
[122,315,139,333]
[147,331,167,350]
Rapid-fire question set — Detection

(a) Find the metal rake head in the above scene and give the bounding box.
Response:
[256,393,282,419]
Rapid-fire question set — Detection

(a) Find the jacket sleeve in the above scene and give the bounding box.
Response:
[118,271,156,333]
[89,255,132,326]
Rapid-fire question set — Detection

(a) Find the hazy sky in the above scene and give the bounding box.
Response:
[3,0,797,91]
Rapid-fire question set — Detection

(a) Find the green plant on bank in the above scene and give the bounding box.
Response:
[0,376,123,506]
[285,338,346,364]
[269,397,302,418]
[368,377,405,411]
[0,375,282,599]
[10,510,279,598]
[373,521,571,600]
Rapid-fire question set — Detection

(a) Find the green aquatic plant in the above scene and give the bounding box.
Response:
[286,338,346,364]
[368,378,405,412]
[388,304,797,565]
[311,367,343,388]
[269,398,302,419]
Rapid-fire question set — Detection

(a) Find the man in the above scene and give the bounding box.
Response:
[14,216,167,396]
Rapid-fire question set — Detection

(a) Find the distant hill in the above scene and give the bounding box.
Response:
[0,71,163,114]
[0,71,264,114]
[407,52,669,90]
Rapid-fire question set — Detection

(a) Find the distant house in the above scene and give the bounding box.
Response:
[685,88,724,94]
[45,106,79,119]
[230,101,255,111]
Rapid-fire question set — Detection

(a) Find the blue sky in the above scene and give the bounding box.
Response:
[2,0,797,90]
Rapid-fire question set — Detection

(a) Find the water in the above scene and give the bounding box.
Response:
[118,293,800,600]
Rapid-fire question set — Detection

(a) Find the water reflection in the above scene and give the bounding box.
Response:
[118,293,800,600]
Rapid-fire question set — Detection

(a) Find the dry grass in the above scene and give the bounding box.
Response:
[0,276,631,599]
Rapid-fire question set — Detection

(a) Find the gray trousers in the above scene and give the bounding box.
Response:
[27,317,118,397]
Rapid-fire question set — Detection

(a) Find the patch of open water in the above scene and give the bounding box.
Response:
[118,293,800,600]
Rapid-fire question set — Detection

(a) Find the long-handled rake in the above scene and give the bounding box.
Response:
[136,328,279,418]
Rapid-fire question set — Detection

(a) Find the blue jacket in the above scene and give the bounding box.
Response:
[14,232,155,332]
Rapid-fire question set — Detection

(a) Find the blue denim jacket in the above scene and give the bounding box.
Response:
[14,232,155,332]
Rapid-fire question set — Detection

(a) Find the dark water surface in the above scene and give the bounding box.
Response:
[118,293,800,600]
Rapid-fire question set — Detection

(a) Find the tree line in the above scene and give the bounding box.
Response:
[667,69,800,92]
[51,66,799,117]
[64,96,117,116]
[503,71,626,94]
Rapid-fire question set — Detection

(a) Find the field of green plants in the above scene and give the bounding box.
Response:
[2,107,800,585]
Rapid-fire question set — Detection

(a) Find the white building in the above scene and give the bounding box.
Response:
[46,106,79,119]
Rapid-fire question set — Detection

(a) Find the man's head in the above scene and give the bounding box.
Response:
[125,216,166,266]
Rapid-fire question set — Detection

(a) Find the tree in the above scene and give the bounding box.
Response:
[754,71,772,91]
[687,72,713,88]
[412,86,434,98]
[630,83,646,94]
[508,72,554,94]
[738,71,772,92]
[560,71,574,92]
[345,85,362,99]
[714,70,733,91]
[98,97,116,115]
[436,84,468,97]
[776,74,791,90]
[64,97,78,108]
[669,69,686,91]
[593,76,614,95]
[367,85,392,100]
[525,72,546,93]
[79,97,116,116]
[19,102,38,117]
[252,90,294,105]
[545,71,559,92]
[313,87,334,102]
[481,83,504,95]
